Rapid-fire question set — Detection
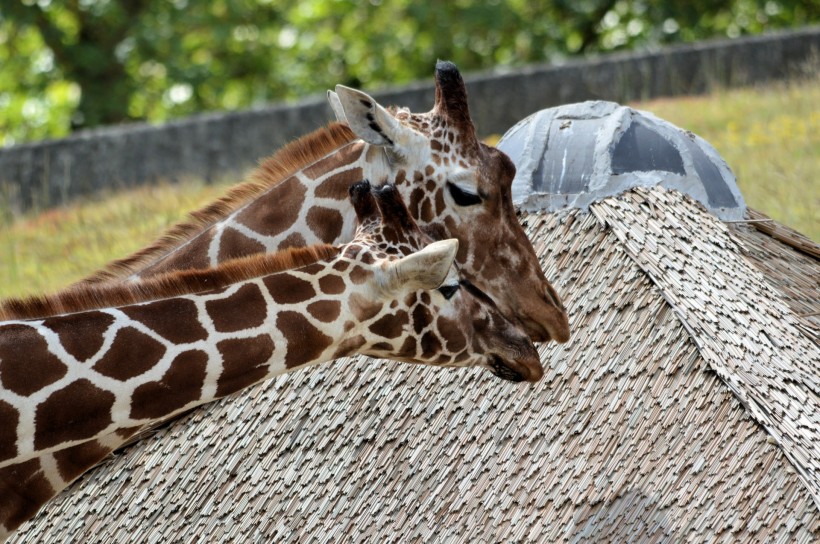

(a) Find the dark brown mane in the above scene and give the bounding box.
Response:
[0,245,339,321]
[81,122,357,284]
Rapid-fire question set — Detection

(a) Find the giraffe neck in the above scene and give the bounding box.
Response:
[119,138,382,280]
[0,253,381,470]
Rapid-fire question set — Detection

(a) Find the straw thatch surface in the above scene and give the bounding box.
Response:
[727,212,820,338]
[10,187,819,543]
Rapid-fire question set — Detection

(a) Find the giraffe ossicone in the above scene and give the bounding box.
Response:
[81,61,570,346]
[0,182,540,542]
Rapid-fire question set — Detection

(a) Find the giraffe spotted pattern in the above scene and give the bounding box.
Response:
[0,181,540,540]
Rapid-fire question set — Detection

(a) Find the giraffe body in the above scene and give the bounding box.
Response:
[0,182,540,538]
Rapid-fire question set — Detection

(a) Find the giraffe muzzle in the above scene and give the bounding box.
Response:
[488,353,543,383]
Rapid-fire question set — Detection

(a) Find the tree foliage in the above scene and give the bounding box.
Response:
[1,0,817,145]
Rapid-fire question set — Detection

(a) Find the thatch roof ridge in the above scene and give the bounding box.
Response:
[591,187,820,505]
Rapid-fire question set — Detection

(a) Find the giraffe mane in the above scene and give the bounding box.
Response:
[0,245,339,321]
[81,122,357,285]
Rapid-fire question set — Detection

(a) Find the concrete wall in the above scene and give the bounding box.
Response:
[1,26,818,213]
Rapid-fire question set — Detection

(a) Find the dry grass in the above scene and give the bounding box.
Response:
[1,77,817,300]
[0,178,234,299]
[630,75,819,241]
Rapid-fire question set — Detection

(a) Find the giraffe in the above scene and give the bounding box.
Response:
[81,61,570,346]
[0,181,541,539]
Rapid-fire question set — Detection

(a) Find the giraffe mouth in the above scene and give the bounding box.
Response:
[488,355,527,382]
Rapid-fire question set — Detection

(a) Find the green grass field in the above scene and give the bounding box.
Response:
[1,76,817,300]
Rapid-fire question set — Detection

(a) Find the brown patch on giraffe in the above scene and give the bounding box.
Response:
[368,311,409,339]
[408,187,425,216]
[34,379,115,450]
[371,342,393,352]
[0,324,67,396]
[332,259,350,272]
[412,304,433,334]
[303,148,354,180]
[393,169,407,186]
[147,232,213,275]
[121,298,207,344]
[425,180,436,192]
[435,353,453,365]
[298,262,326,276]
[265,274,318,305]
[398,336,417,358]
[430,139,443,151]
[348,265,371,285]
[278,231,306,251]
[319,274,346,295]
[306,207,344,243]
[277,311,333,368]
[93,327,166,381]
[420,331,442,355]
[358,251,376,265]
[237,176,307,237]
[332,335,366,358]
[131,350,208,420]
[314,168,364,199]
[413,171,424,183]
[434,188,446,215]
[42,312,114,363]
[419,197,434,223]
[215,335,275,398]
[348,293,384,323]
[0,400,18,461]
[420,292,431,305]
[0,458,55,531]
[437,316,467,353]
[206,283,268,333]
[53,439,114,482]
[307,300,341,323]
[425,165,435,176]
[218,227,266,262]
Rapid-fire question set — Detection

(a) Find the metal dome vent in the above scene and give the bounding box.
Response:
[497,101,746,220]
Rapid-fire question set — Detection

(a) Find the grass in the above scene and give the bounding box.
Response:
[1,76,817,300]
[0,178,235,299]
[630,76,819,241]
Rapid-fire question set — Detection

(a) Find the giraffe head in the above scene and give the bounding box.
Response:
[329,61,569,345]
[345,180,542,382]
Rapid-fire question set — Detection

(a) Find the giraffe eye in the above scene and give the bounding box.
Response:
[438,283,460,300]
[447,182,482,206]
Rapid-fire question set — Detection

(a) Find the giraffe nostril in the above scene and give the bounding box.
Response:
[543,284,563,310]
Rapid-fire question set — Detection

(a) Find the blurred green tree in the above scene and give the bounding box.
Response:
[1,0,816,145]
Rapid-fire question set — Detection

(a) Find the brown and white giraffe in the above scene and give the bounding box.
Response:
[82,61,570,346]
[0,181,540,539]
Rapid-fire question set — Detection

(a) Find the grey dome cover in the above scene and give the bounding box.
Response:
[497,101,746,220]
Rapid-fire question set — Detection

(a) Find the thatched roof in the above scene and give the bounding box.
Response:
[12,186,819,542]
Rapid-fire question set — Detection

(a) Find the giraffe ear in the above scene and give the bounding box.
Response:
[386,239,459,292]
[327,90,347,123]
[334,85,415,148]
